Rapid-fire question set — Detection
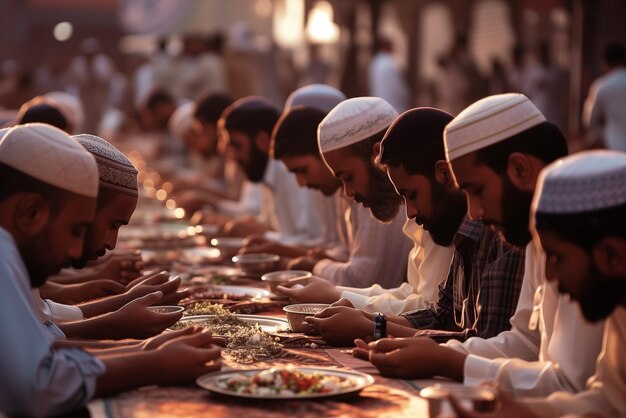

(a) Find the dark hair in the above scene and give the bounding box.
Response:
[146,89,175,111]
[272,107,326,159]
[194,93,233,125]
[0,162,69,215]
[474,121,568,174]
[96,187,118,210]
[535,203,626,250]
[378,107,453,177]
[18,103,68,132]
[604,42,626,67]
[221,97,280,142]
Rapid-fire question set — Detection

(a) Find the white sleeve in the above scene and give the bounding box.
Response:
[311,207,410,288]
[446,245,605,397]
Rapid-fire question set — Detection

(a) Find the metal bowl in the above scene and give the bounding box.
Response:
[210,237,246,258]
[261,270,312,293]
[420,384,496,417]
[148,305,185,314]
[232,253,280,275]
[282,303,330,333]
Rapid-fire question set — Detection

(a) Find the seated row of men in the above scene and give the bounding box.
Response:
[1,87,625,417]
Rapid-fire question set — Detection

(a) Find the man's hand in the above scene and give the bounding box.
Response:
[141,327,226,351]
[304,306,373,346]
[91,251,144,284]
[276,276,342,304]
[109,291,183,339]
[352,337,466,380]
[125,271,190,306]
[150,328,222,385]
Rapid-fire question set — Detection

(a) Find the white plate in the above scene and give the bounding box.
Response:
[181,247,221,263]
[190,285,270,299]
[196,367,374,399]
[179,314,288,332]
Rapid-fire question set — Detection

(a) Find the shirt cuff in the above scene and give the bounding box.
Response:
[338,291,372,311]
[463,354,503,387]
[59,348,106,404]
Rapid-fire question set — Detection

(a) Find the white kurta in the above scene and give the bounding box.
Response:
[313,202,412,288]
[445,243,605,396]
[525,306,626,418]
[585,68,626,151]
[31,289,84,323]
[0,227,105,417]
[261,159,324,245]
[335,220,454,315]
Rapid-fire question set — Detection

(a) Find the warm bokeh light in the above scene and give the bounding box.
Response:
[306,1,339,44]
[53,22,73,42]
[165,199,176,210]
[174,208,186,219]
[155,189,167,201]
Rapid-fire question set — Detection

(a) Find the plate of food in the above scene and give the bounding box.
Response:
[197,366,374,399]
[171,306,287,363]
[185,285,270,301]
[176,313,288,333]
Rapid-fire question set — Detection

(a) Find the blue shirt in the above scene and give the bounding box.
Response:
[0,227,105,417]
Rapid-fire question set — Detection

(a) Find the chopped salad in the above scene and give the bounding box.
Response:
[217,366,357,397]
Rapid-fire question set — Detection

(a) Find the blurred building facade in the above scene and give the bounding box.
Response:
[1,0,625,136]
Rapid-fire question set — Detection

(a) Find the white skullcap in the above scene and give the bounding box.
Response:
[0,123,98,198]
[168,102,195,142]
[534,150,626,215]
[74,134,138,197]
[284,84,346,113]
[444,93,546,161]
[44,92,85,134]
[318,97,398,153]
[0,128,8,140]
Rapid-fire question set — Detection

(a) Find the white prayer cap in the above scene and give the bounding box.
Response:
[74,134,138,197]
[318,97,398,153]
[284,84,346,113]
[0,123,98,198]
[444,93,546,161]
[534,150,626,215]
[43,92,85,133]
[168,102,195,142]
[0,128,8,140]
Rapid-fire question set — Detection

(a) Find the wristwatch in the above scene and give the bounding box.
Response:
[373,312,387,340]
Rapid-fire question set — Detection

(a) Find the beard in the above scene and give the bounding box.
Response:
[574,264,626,322]
[499,177,533,247]
[424,185,467,247]
[242,144,269,183]
[355,164,403,222]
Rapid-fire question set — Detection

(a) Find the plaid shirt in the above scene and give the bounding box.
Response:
[401,217,525,343]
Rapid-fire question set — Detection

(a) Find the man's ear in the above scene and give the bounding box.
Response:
[592,237,626,278]
[14,194,51,236]
[434,160,453,186]
[372,141,382,165]
[254,131,271,154]
[506,152,535,191]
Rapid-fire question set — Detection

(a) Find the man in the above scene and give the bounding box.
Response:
[270,104,409,286]
[452,151,626,417]
[34,133,186,339]
[0,123,221,417]
[219,96,328,246]
[354,93,604,397]
[583,43,626,151]
[304,105,524,345]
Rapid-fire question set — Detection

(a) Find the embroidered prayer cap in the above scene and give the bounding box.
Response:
[0,123,98,198]
[168,102,195,142]
[380,107,454,162]
[318,97,399,153]
[284,84,347,113]
[534,150,626,215]
[73,134,138,197]
[444,93,546,161]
